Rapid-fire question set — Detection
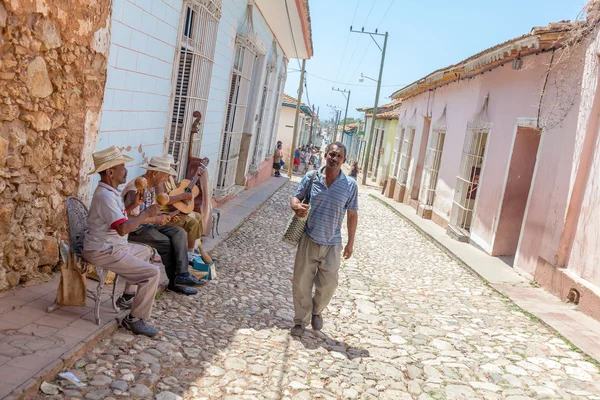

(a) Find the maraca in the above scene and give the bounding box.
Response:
[135,176,147,191]
[156,193,170,206]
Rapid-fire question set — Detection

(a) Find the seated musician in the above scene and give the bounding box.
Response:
[158,154,206,254]
[123,155,205,296]
[83,146,160,337]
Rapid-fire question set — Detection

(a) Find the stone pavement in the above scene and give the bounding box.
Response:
[370,190,600,365]
[34,179,600,400]
[0,176,287,400]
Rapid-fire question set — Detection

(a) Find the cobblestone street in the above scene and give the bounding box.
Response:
[38,180,600,400]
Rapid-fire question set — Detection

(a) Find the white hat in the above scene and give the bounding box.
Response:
[88,145,134,175]
[165,154,175,165]
[142,155,177,176]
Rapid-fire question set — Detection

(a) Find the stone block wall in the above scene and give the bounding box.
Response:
[0,0,112,291]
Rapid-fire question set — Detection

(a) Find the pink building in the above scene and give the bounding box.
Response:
[387,13,600,320]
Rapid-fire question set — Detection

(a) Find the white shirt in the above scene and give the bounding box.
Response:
[84,182,128,251]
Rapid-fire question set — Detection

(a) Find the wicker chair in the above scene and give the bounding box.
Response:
[46,196,121,325]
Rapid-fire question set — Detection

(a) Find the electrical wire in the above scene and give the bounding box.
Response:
[304,71,406,88]
[329,0,361,105]
[341,0,378,83]
[283,0,302,70]
[348,40,372,85]
[376,0,395,29]
[363,0,378,27]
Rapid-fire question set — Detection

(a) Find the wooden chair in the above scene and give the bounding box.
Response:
[47,197,121,325]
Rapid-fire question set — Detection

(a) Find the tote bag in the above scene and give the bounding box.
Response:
[55,250,87,307]
[282,171,317,246]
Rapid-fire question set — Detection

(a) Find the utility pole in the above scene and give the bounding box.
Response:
[327,104,341,143]
[332,88,351,143]
[288,59,306,179]
[351,27,388,186]
[309,105,315,145]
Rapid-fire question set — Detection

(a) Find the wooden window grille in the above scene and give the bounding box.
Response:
[373,128,385,179]
[249,67,272,171]
[391,127,406,178]
[265,72,285,157]
[449,96,491,234]
[166,0,221,178]
[215,38,258,197]
[420,106,447,207]
[397,127,416,186]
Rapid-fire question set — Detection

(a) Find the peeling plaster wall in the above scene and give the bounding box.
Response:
[0,0,112,291]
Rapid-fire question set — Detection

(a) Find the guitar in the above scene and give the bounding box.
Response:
[169,162,207,214]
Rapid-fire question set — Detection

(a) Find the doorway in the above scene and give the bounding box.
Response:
[493,126,541,257]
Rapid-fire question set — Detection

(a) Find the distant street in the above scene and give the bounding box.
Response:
[40,180,600,400]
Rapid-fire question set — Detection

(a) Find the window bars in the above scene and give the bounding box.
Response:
[265,70,286,158]
[450,96,491,234]
[391,127,405,179]
[420,106,447,207]
[373,128,385,179]
[368,128,381,174]
[397,127,416,186]
[249,65,274,171]
[166,0,222,178]
[215,37,258,198]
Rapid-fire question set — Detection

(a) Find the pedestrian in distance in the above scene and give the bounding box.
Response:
[293,146,301,172]
[273,143,283,177]
[289,142,359,336]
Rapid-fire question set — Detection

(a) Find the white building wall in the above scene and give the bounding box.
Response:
[198,0,286,190]
[95,0,182,189]
[93,0,287,193]
[276,106,299,158]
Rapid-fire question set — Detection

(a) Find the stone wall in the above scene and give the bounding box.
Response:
[0,0,112,291]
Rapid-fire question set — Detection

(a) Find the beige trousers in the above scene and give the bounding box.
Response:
[169,211,203,241]
[292,232,342,326]
[83,243,159,320]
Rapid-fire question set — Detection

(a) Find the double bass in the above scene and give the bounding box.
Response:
[169,111,209,214]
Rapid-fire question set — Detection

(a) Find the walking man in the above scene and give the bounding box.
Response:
[290,142,358,336]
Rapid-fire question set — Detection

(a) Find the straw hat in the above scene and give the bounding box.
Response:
[142,155,177,175]
[164,154,175,165]
[88,146,134,175]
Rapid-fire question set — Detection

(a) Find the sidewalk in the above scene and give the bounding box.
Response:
[370,190,600,364]
[0,176,288,400]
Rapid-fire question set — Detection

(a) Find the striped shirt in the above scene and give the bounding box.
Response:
[295,167,358,245]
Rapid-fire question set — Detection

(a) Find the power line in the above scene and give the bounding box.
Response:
[377,0,396,28]
[363,0,378,27]
[283,0,302,70]
[329,0,361,105]
[334,0,360,83]
[349,40,372,85]
[304,77,312,110]
[340,0,379,84]
[304,71,406,88]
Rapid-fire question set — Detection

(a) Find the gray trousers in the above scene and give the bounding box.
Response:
[292,232,342,326]
[128,225,189,284]
[83,243,159,320]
